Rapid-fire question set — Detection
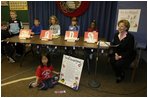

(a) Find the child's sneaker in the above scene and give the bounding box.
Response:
[15,53,21,57]
[8,57,15,63]
[52,76,59,85]
[29,81,38,88]
[29,81,36,88]
[29,82,33,88]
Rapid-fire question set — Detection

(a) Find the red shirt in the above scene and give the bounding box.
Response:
[35,65,54,81]
[87,28,98,32]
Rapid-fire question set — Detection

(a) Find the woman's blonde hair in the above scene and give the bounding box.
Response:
[118,19,130,31]
[49,15,59,25]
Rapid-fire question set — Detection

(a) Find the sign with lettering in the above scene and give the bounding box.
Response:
[117,9,141,32]
[9,1,28,10]
[59,55,84,90]
[56,1,90,17]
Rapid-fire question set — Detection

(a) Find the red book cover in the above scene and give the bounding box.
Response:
[65,31,78,40]
[40,30,53,40]
[84,31,98,43]
[19,29,31,39]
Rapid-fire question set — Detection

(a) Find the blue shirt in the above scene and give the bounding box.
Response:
[68,25,80,32]
[31,25,42,35]
[9,19,23,35]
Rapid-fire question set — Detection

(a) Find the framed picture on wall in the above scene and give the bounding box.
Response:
[117,9,141,32]
[1,1,8,6]
[9,1,28,10]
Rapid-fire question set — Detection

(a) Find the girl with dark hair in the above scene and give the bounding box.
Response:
[87,20,98,32]
[29,54,59,90]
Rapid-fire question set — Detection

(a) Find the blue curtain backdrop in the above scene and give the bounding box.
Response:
[28,1,117,41]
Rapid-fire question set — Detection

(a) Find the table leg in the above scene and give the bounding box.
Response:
[20,45,34,67]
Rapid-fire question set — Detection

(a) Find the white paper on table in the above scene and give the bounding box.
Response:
[97,41,110,48]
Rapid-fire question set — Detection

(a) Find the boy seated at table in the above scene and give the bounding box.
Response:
[69,17,80,32]
[30,18,43,54]
[1,21,15,63]
[66,17,80,56]
[31,18,42,35]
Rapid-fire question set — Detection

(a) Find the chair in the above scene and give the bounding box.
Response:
[130,41,145,82]
[108,40,138,82]
[130,54,139,82]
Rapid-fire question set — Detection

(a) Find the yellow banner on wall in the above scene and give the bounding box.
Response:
[9,1,28,10]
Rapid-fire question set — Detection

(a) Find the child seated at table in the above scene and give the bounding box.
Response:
[1,21,15,63]
[47,15,61,54]
[49,15,61,37]
[66,17,80,56]
[87,20,98,32]
[31,18,42,35]
[69,17,80,32]
[85,20,98,72]
[29,54,59,90]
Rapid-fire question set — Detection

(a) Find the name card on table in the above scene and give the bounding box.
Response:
[64,31,78,42]
[84,31,98,43]
[58,55,84,90]
[40,30,53,41]
[19,29,31,39]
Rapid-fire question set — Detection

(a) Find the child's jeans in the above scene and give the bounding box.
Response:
[38,76,59,90]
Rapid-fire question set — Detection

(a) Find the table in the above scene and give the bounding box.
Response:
[4,35,110,88]
[7,35,143,82]
[4,35,100,67]
[5,35,98,48]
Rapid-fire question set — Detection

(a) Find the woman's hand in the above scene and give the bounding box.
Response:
[115,53,122,60]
